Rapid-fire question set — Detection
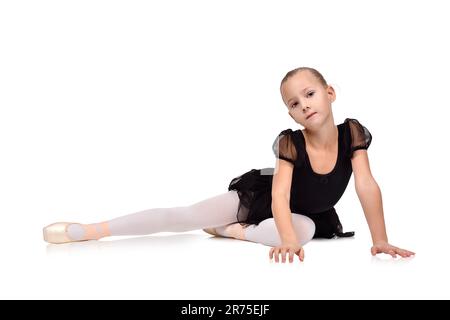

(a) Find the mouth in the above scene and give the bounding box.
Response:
[306,112,317,120]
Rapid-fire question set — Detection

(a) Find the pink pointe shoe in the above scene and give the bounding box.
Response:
[203,223,249,240]
[43,222,76,244]
[43,222,110,244]
[203,227,220,237]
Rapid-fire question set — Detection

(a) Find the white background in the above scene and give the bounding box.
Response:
[1,0,449,299]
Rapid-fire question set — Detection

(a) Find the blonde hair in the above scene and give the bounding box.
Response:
[280,67,328,91]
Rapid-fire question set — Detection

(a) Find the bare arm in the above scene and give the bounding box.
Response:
[271,158,298,244]
[352,149,415,257]
[270,159,305,262]
[355,176,388,244]
[270,132,305,262]
[271,196,298,244]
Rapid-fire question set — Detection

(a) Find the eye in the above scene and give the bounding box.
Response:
[307,91,315,97]
[291,102,298,108]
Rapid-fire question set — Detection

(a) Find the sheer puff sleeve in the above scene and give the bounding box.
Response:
[272,129,301,166]
[344,118,372,158]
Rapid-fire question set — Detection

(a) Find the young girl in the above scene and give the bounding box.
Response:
[43,67,415,263]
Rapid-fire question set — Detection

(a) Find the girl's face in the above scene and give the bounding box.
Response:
[280,71,336,128]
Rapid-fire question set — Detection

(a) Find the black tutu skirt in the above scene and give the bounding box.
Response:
[228,168,354,239]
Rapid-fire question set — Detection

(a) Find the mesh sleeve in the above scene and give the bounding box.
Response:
[272,129,298,165]
[345,118,372,158]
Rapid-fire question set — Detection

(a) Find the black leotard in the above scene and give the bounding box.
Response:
[228,118,372,239]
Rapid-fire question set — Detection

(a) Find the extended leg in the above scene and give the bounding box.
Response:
[43,190,245,243]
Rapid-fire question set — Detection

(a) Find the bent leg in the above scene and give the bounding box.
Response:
[243,214,316,247]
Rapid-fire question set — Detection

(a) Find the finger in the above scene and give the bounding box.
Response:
[281,249,287,263]
[397,249,410,258]
[391,246,412,258]
[371,246,378,256]
[269,248,274,260]
[397,250,408,257]
[388,249,397,258]
[289,249,294,263]
[299,247,305,261]
[274,249,279,263]
[404,250,416,257]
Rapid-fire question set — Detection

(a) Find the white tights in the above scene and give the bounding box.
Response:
[67,190,316,247]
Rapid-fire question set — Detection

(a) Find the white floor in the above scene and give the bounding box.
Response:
[0,226,446,299]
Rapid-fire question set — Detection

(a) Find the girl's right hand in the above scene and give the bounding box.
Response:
[269,242,304,263]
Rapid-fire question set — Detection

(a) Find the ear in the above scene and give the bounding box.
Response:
[327,85,336,103]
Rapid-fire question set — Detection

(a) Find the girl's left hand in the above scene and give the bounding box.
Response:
[370,242,415,258]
